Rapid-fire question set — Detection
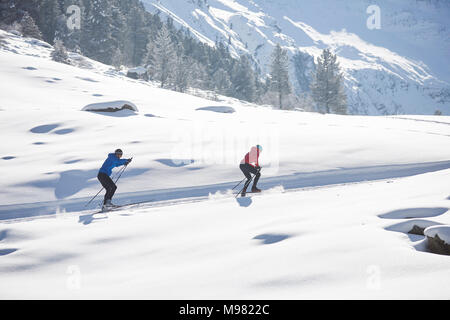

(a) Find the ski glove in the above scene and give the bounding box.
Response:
[126,159,132,165]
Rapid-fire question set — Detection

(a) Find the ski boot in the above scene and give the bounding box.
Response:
[251,186,262,193]
[102,199,117,212]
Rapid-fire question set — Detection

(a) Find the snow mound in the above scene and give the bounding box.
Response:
[82,100,139,113]
[424,225,450,255]
[386,220,442,235]
[196,106,236,114]
[424,225,450,244]
[127,66,148,80]
[127,66,147,75]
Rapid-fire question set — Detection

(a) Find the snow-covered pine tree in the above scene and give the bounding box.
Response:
[37,0,60,44]
[20,11,43,40]
[143,37,156,78]
[173,53,192,92]
[109,0,127,60]
[151,24,177,88]
[310,49,348,114]
[190,60,209,90]
[111,47,124,70]
[82,0,116,65]
[51,39,70,64]
[213,68,232,96]
[123,5,148,66]
[0,0,40,28]
[268,44,292,109]
[230,55,256,102]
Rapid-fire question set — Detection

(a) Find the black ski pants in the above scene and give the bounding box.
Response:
[97,172,117,204]
[240,163,261,191]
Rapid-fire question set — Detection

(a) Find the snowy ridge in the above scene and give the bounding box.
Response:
[142,0,450,115]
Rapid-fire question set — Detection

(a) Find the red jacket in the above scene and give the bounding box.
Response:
[241,146,260,168]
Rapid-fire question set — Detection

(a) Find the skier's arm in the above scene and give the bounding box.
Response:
[116,158,131,167]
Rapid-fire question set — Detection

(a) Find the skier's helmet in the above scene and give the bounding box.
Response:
[256,145,263,152]
[115,149,123,157]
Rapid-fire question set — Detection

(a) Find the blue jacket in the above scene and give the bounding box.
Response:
[99,153,129,176]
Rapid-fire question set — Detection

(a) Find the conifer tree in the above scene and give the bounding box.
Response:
[150,24,177,88]
[268,44,292,109]
[213,68,232,96]
[20,11,43,40]
[37,0,60,43]
[124,5,148,66]
[231,55,256,102]
[82,0,116,64]
[111,47,124,70]
[310,49,347,114]
[173,54,192,92]
[51,39,70,64]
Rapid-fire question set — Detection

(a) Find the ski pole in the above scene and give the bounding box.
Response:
[84,159,132,208]
[236,174,256,198]
[84,166,125,208]
[234,167,262,191]
[232,177,247,191]
[85,186,105,208]
[113,157,132,185]
[235,167,261,198]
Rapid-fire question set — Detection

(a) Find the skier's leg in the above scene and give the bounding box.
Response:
[240,164,252,180]
[97,173,109,204]
[240,164,252,195]
[252,172,261,189]
[243,178,252,192]
[248,166,261,191]
[108,184,117,201]
[104,178,117,203]
[98,173,116,205]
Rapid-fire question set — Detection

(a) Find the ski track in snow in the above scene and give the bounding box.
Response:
[1,160,449,223]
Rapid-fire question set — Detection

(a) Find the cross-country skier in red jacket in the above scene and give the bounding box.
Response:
[239,145,263,196]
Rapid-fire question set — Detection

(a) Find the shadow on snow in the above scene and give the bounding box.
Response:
[1,160,450,221]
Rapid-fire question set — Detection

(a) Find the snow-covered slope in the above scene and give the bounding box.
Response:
[1,31,450,299]
[1,29,450,206]
[142,0,450,115]
[1,168,450,299]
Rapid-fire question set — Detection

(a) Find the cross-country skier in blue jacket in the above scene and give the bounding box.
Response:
[98,149,132,210]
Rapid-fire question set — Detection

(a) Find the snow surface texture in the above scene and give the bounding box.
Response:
[142,0,450,116]
[0,30,449,299]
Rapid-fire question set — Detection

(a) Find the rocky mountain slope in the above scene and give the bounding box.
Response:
[142,0,450,115]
